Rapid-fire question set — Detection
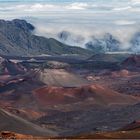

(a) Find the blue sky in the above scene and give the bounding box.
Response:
[0,0,139,49]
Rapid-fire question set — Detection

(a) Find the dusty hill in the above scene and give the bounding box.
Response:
[33,84,140,107]
[37,69,89,87]
[122,55,140,69]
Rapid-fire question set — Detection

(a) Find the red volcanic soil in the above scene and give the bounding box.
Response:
[111,69,130,78]
[2,128,140,139]
[0,131,46,139]
[122,55,140,68]
[33,84,140,107]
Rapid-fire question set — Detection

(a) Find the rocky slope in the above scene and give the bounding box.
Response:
[0,19,92,56]
[0,108,57,137]
[37,69,89,87]
[85,33,121,53]
[0,57,26,75]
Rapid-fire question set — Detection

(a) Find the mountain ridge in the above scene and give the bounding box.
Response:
[0,19,92,56]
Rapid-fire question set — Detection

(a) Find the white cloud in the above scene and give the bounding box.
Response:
[0,0,139,51]
[131,0,140,5]
[65,3,90,10]
[25,4,58,11]
[114,20,136,25]
[113,6,132,11]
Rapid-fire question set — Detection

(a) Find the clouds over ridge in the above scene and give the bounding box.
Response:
[0,0,139,51]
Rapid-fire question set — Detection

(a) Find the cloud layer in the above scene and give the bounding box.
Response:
[0,0,139,52]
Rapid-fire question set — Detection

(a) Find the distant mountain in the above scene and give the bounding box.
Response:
[0,19,92,56]
[58,31,71,41]
[85,33,121,53]
[57,30,85,46]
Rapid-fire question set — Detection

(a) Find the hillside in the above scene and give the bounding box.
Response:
[122,55,140,68]
[0,57,26,75]
[0,19,92,56]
